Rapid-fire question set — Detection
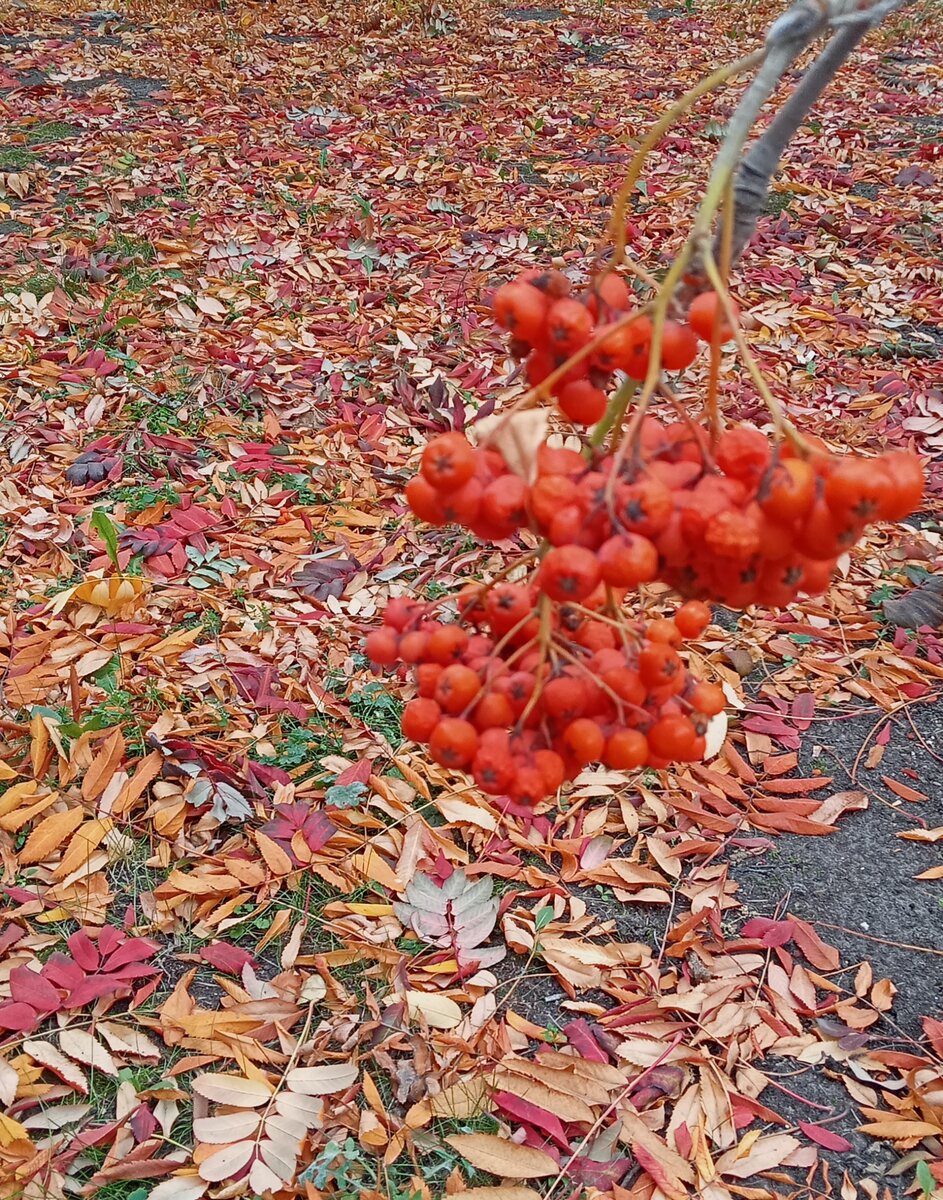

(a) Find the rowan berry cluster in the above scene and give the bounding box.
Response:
[407,424,923,609]
[491,267,722,424]
[365,593,721,805]
[374,262,925,796]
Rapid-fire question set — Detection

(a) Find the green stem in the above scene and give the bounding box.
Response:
[590,377,637,451]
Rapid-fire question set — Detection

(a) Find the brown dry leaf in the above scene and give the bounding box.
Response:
[443,1134,557,1179]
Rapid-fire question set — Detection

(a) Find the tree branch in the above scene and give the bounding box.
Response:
[721,22,869,264]
[719,0,918,266]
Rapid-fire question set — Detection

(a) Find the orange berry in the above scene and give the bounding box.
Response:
[429,718,479,769]
[605,728,648,769]
[688,291,738,343]
[401,698,441,741]
[365,627,399,666]
[421,432,477,492]
[563,718,605,766]
[674,600,711,638]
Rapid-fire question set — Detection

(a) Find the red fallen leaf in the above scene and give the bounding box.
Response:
[130,1105,158,1143]
[764,776,833,794]
[741,918,796,947]
[493,1092,570,1151]
[103,937,159,970]
[922,1016,943,1058]
[674,1122,692,1158]
[9,965,62,1012]
[563,1018,609,1064]
[567,1154,633,1189]
[880,775,928,803]
[68,930,100,971]
[798,1121,852,1152]
[64,976,136,1009]
[788,915,840,971]
[42,953,85,991]
[200,942,257,975]
[0,1000,40,1031]
[632,1142,686,1199]
[99,926,122,956]
[334,759,374,786]
[791,692,815,730]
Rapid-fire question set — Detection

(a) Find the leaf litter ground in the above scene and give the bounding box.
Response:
[0,0,941,1197]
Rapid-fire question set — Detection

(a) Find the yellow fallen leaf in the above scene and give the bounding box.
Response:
[404,990,463,1030]
[0,1112,31,1147]
[0,760,18,781]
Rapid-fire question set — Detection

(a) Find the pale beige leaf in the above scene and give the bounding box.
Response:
[275,1091,323,1122]
[193,1112,261,1143]
[248,1158,285,1194]
[285,1063,358,1095]
[444,1133,557,1179]
[429,1076,489,1119]
[97,1022,162,1060]
[470,409,549,484]
[405,989,462,1029]
[197,1141,255,1183]
[192,1073,272,1107]
[0,1056,18,1106]
[259,1133,298,1181]
[716,1134,801,1179]
[142,1177,206,1200]
[23,1039,89,1094]
[451,1192,543,1200]
[58,1029,118,1076]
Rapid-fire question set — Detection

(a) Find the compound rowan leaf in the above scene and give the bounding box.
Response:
[192,1073,273,1107]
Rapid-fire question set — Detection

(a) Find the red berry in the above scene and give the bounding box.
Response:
[597,534,658,587]
[406,475,446,524]
[563,718,605,766]
[429,718,479,769]
[546,297,593,355]
[558,379,608,426]
[434,664,481,714]
[493,281,549,343]
[660,320,699,371]
[539,545,601,602]
[605,728,648,769]
[426,624,469,665]
[688,291,738,343]
[401,698,441,741]
[365,627,399,666]
[648,713,699,761]
[421,433,477,492]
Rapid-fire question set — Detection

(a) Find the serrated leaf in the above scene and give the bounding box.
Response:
[58,1029,118,1076]
[23,1039,89,1094]
[444,1133,558,1179]
[193,1112,261,1143]
[198,1140,255,1183]
[192,1073,273,1107]
[285,1063,358,1095]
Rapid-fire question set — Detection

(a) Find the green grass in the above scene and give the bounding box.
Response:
[106,481,180,514]
[0,145,36,170]
[25,121,78,145]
